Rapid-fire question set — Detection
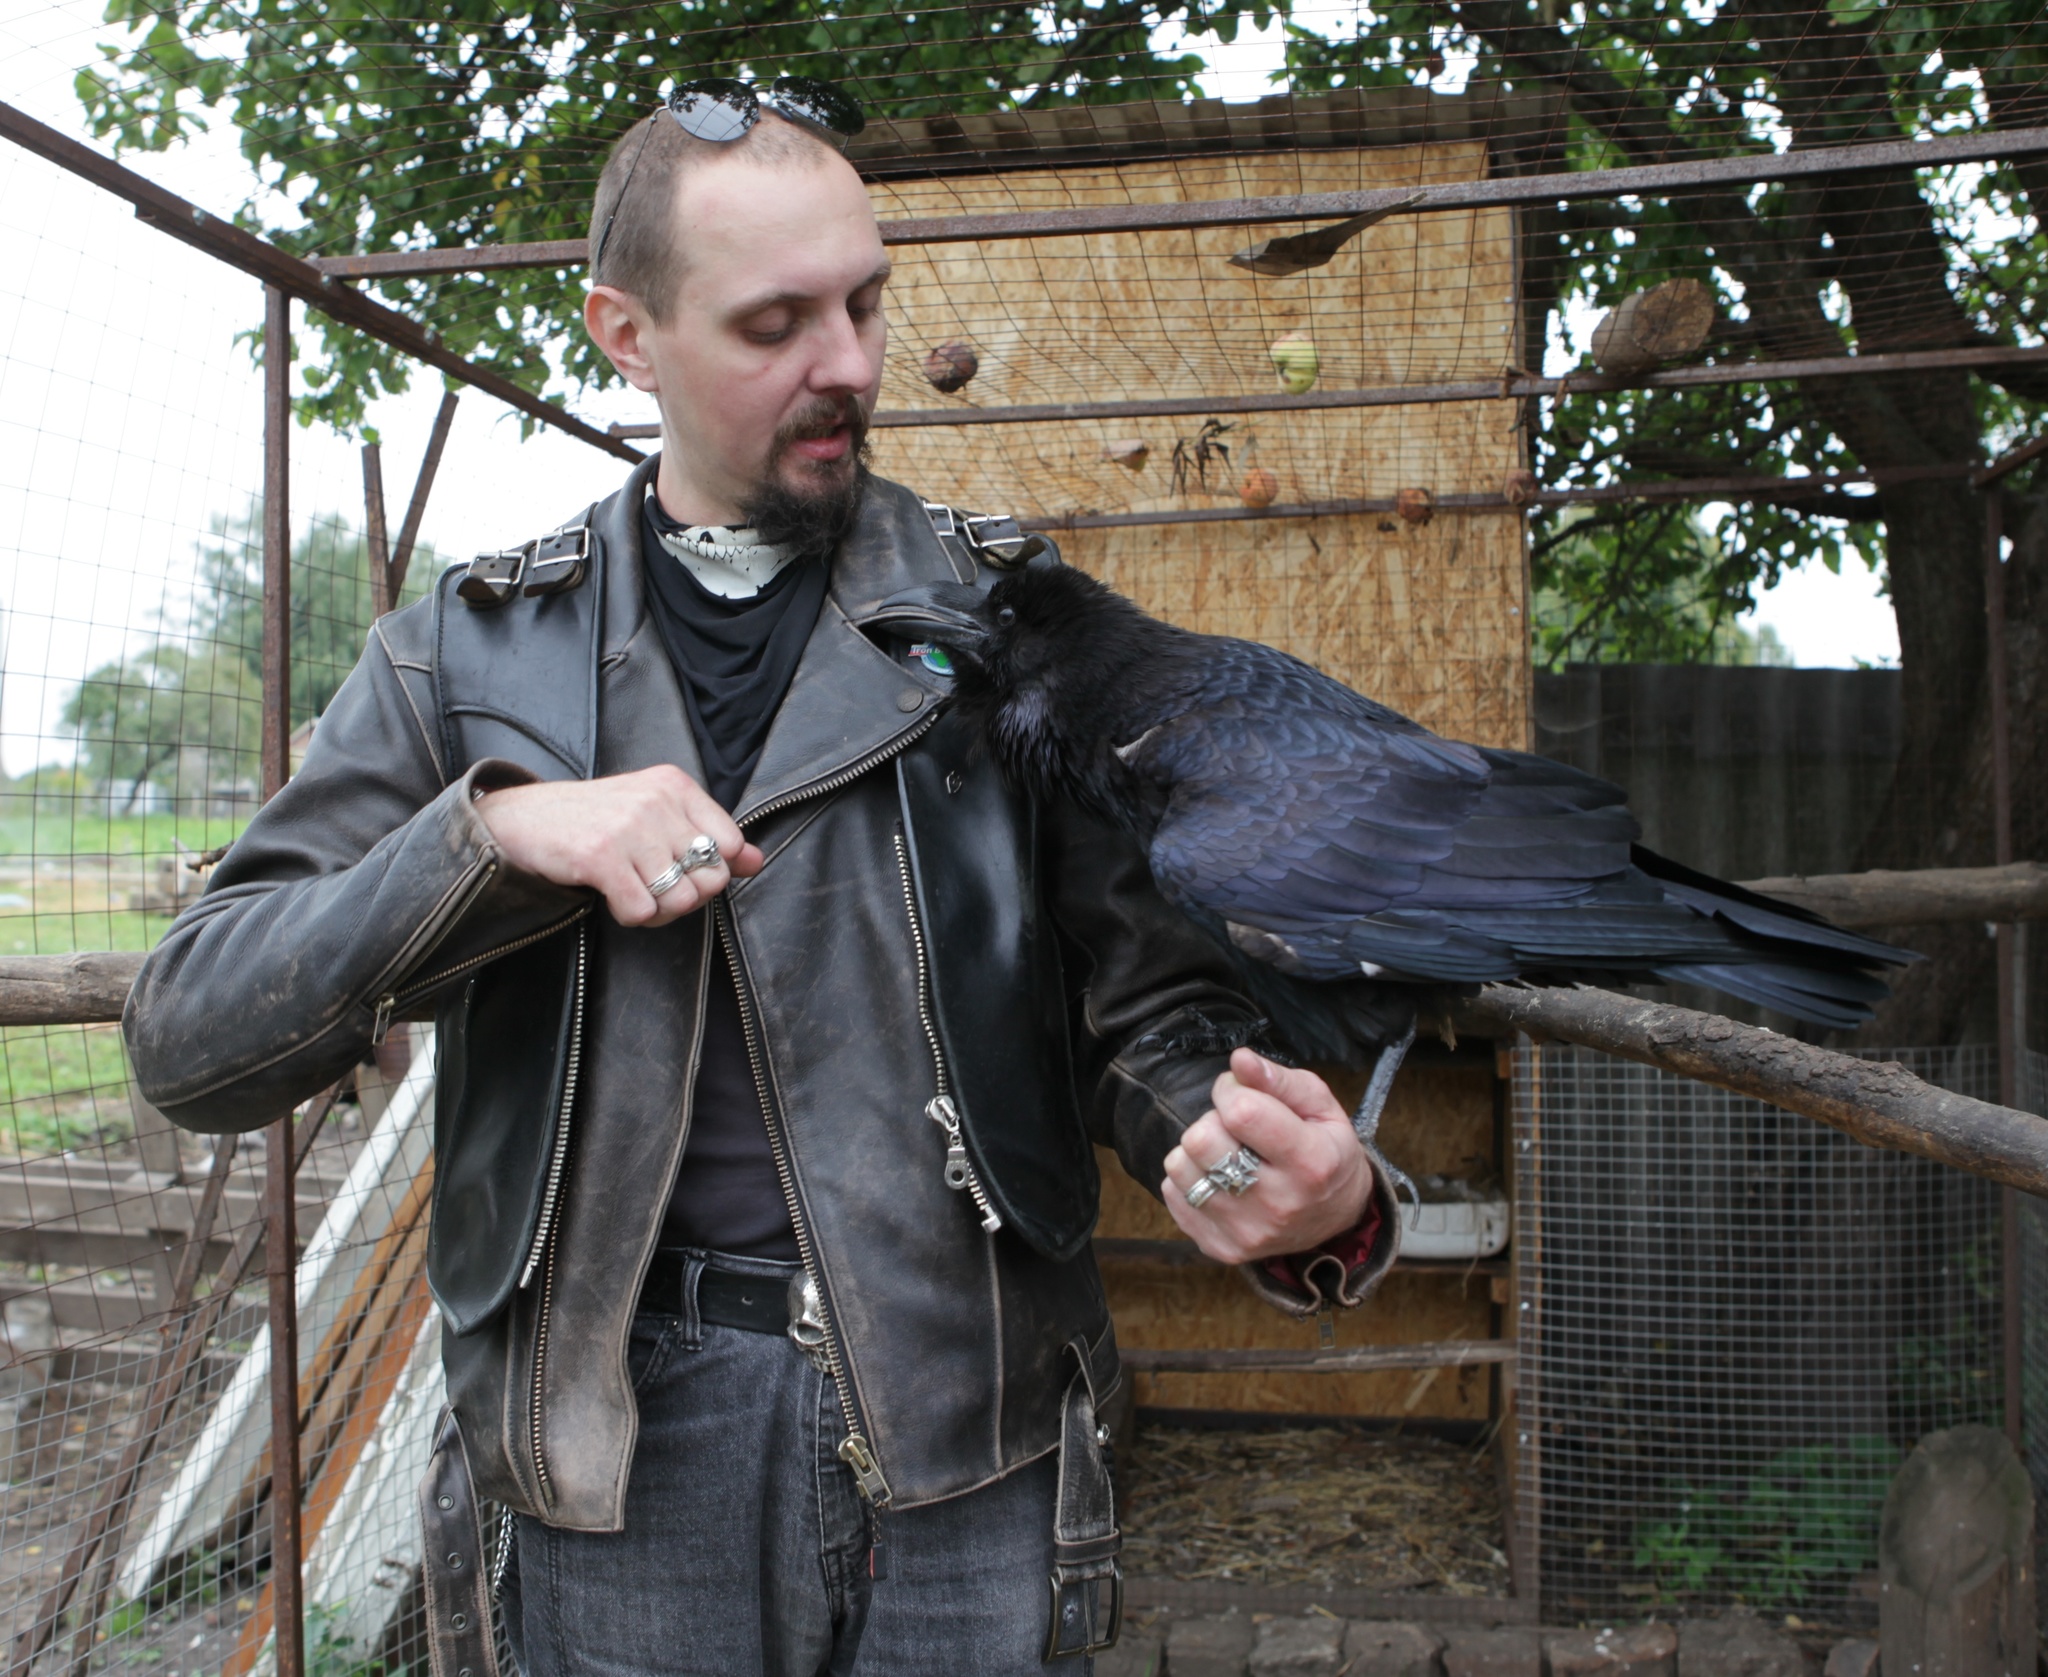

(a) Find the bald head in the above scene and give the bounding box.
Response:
[588,108,844,321]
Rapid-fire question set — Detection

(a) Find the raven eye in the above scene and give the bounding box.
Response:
[996,606,1017,626]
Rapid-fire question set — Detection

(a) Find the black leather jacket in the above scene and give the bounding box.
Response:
[124,460,1400,1527]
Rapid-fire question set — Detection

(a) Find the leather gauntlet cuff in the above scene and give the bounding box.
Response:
[1238,1137,1404,1319]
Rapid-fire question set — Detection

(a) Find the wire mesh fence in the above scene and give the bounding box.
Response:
[1513,1041,2046,1629]
[0,0,2043,1661]
[0,1027,437,1677]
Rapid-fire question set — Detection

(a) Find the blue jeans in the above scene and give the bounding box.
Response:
[501,1254,1088,1677]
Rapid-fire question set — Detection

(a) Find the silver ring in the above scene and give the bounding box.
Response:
[1184,1176,1219,1210]
[680,834,723,874]
[1205,1146,1262,1197]
[645,857,688,899]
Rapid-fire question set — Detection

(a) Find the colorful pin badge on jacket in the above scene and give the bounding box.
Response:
[909,642,954,676]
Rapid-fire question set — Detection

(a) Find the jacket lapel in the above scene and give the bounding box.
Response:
[733,477,972,823]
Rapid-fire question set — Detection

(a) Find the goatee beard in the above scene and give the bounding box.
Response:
[741,399,873,561]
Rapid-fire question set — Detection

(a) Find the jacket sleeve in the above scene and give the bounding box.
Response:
[123,599,591,1134]
[1041,800,1401,1315]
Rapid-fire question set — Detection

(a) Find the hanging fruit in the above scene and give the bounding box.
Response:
[923,341,979,393]
[1395,487,1435,526]
[1239,468,1279,509]
[1101,439,1151,470]
[1269,333,1320,395]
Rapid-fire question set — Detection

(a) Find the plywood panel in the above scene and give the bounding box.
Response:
[866,140,1524,1415]
[1104,1263,1494,1421]
[863,141,1529,747]
[1093,1063,1501,1420]
[1062,511,1526,748]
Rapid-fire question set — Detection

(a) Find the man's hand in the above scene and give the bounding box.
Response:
[474,766,765,928]
[1162,1049,1373,1265]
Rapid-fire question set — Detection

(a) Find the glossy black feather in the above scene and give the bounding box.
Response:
[890,562,1914,1048]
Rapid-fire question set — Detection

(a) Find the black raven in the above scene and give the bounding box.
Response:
[871,560,1912,1119]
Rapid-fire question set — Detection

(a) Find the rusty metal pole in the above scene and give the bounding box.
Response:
[266,1114,304,1677]
[1987,487,2024,1449]
[260,281,305,1677]
[362,442,392,619]
[261,286,292,802]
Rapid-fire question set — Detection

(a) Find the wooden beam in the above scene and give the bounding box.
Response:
[1740,861,2048,927]
[1453,984,2048,1195]
[1122,1341,1512,1374]
[0,952,145,1024]
[6,863,2042,1027]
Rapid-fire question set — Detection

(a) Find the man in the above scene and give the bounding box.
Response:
[125,78,1400,1676]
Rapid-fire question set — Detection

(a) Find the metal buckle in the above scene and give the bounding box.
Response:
[960,513,1047,568]
[522,524,591,597]
[1043,1564,1123,1661]
[921,500,958,538]
[457,546,528,607]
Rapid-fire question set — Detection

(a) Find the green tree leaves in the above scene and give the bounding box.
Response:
[76,0,1273,433]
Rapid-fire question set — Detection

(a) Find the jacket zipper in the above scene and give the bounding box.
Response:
[371,901,594,1046]
[714,895,892,1505]
[893,831,1002,1233]
[519,924,588,1510]
[736,707,942,830]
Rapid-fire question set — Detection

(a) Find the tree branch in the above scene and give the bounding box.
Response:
[1448,982,2048,1195]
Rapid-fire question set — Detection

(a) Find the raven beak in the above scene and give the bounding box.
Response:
[859,582,992,663]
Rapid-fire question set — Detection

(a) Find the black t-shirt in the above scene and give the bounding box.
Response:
[640,495,829,1261]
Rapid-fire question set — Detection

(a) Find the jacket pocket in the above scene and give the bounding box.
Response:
[429,923,587,1337]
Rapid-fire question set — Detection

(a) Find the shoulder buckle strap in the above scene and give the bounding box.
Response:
[457,521,591,609]
[1042,1349,1124,1660]
[419,1406,502,1677]
[959,512,1048,569]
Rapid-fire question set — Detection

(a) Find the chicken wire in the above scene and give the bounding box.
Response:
[0,1024,440,1677]
[1512,1041,2046,1629]
[0,85,476,1676]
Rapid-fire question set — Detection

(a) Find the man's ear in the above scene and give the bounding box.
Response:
[583,285,660,393]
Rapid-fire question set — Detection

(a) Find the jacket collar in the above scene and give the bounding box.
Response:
[594,459,974,822]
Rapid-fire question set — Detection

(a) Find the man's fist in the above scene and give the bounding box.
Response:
[1161,1049,1374,1265]
[474,765,765,927]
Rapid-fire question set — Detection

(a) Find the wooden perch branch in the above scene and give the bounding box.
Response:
[1738,861,2048,927]
[1452,984,2048,1196]
[0,953,144,1026]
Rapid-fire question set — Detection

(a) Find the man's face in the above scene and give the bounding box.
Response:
[587,138,889,524]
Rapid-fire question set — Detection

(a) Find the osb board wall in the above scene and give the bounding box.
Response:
[862,141,1524,1411]
[1098,1064,1501,1420]
[863,141,1529,747]
[1063,511,1526,748]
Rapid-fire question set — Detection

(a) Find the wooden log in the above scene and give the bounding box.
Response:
[1739,861,2048,928]
[1878,1424,2036,1671]
[1121,1341,1512,1374]
[1452,984,2048,1195]
[1590,278,1716,376]
[0,952,144,1025]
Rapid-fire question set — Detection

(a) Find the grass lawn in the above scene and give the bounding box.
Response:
[0,808,248,861]
[0,1023,136,1158]
[0,804,249,1152]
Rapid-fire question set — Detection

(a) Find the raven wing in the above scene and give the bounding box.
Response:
[1134,642,1642,983]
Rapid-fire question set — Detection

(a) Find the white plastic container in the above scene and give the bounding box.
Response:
[1398,1195,1511,1261]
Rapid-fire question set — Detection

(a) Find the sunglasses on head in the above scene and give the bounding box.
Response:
[592,76,867,274]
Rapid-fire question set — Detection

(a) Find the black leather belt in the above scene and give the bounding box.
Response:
[640,1251,792,1335]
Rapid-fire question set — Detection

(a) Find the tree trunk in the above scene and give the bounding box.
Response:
[1858,489,2047,1050]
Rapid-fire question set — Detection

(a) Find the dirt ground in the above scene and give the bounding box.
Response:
[1118,1423,1510,1596]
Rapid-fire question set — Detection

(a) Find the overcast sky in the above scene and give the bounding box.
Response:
[0,0,1898,778]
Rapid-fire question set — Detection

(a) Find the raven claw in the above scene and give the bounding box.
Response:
[1134,1009,1299,1066]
